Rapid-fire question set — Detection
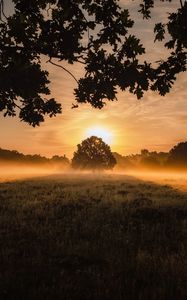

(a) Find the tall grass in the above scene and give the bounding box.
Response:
[0,174,187,300]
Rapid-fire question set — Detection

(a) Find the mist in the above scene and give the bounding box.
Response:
[0,161,70,182]
[1,160,187,194]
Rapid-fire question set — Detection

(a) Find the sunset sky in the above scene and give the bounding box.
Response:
[0,0,187,159]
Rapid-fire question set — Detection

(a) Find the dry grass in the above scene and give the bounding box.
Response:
[0,174,187,300]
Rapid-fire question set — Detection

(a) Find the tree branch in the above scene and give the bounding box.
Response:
[83,15,90,42]
[47,53,87,64]
[180,0,183,8]
[14,102,22,110]
[0,0,7,21]
[75,58,86,65]
[1,44,86,67]
[47,59,79,84]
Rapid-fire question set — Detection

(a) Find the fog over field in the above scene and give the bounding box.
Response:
[0,164,58,182]
[1,163,187,194]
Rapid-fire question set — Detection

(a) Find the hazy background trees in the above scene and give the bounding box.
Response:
[167,142,187,169]
[113,142,187,171]
[1,140,187,171]
[0,147,70,168]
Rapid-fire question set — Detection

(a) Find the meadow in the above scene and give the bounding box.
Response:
[0,173,187,300]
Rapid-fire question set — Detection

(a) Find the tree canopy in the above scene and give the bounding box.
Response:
[168,141,187,167]
[0,0,187,125]
[72,136,116,170]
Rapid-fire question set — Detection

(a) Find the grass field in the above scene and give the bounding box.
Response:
[0,173,187,300]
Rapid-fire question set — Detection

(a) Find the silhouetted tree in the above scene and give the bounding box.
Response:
[167,141,187,167]
[0,0,187,125]
[141,149,149,157]
[72,136,116,170]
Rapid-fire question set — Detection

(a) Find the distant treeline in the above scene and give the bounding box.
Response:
[1,141,187,171]
[113,141,187,171]
[0,148,70,168]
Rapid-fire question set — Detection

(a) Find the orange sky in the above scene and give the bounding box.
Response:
[0,0,187,158]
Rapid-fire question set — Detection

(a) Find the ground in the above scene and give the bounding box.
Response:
[0,173,187,300]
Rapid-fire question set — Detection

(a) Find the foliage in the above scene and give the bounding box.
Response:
[0,147,70,166]
[72,136,116,170]
[114,149,169,170]
[114,141,187,171]
[0,0,187,125]
[168,141,187,167]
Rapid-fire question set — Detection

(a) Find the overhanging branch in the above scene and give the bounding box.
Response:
[0,0,7,21]
[47,59,79,84]
[180,0,183,8]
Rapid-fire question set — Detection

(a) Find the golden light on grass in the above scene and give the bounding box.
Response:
[85,126,113,145]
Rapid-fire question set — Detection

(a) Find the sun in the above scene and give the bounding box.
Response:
[85,126,113,144]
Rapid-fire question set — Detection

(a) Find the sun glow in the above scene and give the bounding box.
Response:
[85,126,113,144]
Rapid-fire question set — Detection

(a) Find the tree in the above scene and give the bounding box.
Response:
[141,149,150,157]
[167,141,187,167]
[0,0,187,126]
[72,136,116,170]
[51,155,70,166]
[113,152,134,170]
